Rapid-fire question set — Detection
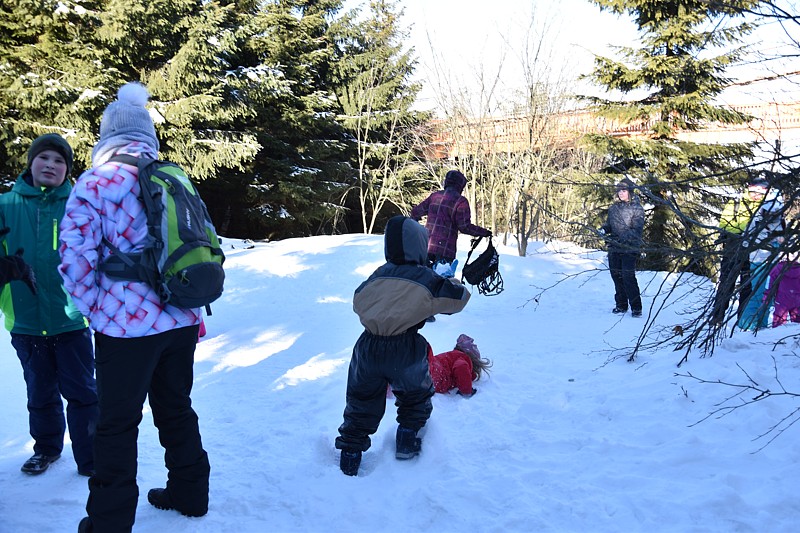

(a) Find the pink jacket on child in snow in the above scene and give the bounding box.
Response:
[765,261,800,327]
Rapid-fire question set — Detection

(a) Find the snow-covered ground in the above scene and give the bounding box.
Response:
[1,233,799,532]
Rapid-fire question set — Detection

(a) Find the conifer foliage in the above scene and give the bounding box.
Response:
[582,0,760,276]
[0,0,423,240]
[334,0,427,234]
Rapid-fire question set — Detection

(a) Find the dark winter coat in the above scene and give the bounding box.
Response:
[601,197,645,252]
[353,216,470,336]
[410,172,490,261]
[428,348,474,394]
[0,170,87,336]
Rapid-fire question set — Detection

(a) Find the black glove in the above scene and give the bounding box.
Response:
[457,388,477,398]
[0,248,37,295]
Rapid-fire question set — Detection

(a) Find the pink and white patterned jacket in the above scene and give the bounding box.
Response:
[58,143,201,338]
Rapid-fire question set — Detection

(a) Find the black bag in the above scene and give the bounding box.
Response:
[461,236,504,296]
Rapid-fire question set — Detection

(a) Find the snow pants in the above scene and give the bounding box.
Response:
[772,304,800,327]
[336,329,434,453]
[86,325,209,532]
[712,236,751,322]
[738,261,771,331]
[11,328,97,473]
[608,251,642,312]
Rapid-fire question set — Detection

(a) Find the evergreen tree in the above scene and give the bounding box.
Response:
[582,0,760,276]
[211,0,353,238]
[0,1,261,185]
[333,0,427,234]
[0,0,108,179]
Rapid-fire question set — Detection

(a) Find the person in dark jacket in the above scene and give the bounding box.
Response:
[0,133,98,477]
[600,178,645,317]
[335,215,471,476]
[410,169,491,268]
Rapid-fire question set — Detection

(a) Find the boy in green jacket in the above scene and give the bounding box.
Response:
[0,133,98,476]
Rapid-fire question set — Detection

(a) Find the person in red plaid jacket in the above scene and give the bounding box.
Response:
[410,170,491,268]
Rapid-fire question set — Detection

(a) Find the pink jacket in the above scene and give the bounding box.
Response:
[766,261,800,309]
[428,348,475,394]
[58,143,201,338]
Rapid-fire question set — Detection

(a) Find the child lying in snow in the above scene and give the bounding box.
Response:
[428,334,492,397]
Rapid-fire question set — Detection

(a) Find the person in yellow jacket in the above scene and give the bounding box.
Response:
[711,179,766,323]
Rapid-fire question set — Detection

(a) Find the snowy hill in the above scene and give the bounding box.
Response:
[1,234,798,532]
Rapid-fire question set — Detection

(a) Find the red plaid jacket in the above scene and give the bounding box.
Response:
[411,189,490,261]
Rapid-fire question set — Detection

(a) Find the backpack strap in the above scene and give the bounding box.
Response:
[108,153,141,167]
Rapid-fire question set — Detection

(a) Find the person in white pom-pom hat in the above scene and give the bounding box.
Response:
[58,82,210,532]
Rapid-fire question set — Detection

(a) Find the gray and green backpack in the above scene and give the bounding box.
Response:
[99,155,225,312]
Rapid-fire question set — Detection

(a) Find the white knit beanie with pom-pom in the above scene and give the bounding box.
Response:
[92,82,159,163]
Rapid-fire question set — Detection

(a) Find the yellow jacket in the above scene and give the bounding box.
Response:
[719,194,759,235]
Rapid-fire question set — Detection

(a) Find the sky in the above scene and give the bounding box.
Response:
[346,0,800,113]
[1,232,800,531]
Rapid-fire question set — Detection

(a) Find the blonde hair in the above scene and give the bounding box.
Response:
[455,342,492,381]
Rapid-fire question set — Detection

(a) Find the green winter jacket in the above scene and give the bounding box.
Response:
[0,170,87,336]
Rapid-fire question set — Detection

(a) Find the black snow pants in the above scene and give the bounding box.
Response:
[86,325,209,532]
[335,329,434,453]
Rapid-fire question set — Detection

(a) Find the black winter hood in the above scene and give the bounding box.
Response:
[384,215,429,265]
[443,170,467,193]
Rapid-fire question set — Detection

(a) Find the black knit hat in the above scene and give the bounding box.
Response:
[615,178,635,194]
[27,133,74,176]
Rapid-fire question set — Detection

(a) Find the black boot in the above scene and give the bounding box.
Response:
[77,517,92,533]
[20,453,60,475]
[395,426,421,460]
[340,450,361,476]
[147,488,207,517]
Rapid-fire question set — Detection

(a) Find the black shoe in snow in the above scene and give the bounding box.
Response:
[631,310,642,318]
[395,426,422,460]
[612,307,627,314]
[340,450,362,476]
[21,453,60,475]
[147,488,207,517]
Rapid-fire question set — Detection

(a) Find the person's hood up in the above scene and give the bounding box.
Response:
[443,170,467,193]
[384,215,428,265]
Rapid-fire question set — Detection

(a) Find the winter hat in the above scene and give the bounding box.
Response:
[27,133,73,176]
[615,178,635,194]
[748,179,769,195]
[97,82,159,152]
[455,334,481,358]
[443,170,467,192]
